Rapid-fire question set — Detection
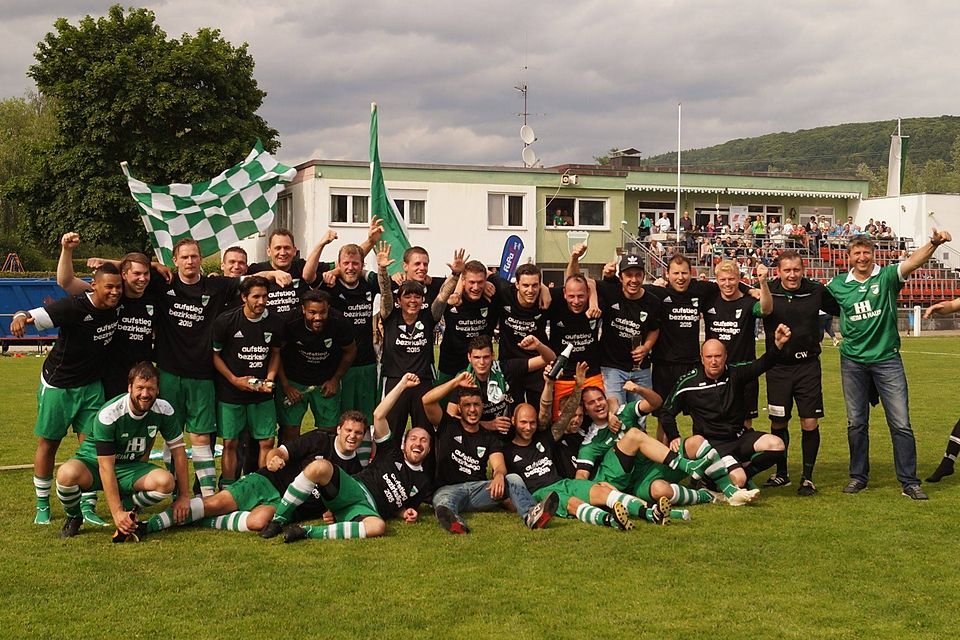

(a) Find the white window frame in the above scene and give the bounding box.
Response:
[329,189,370,227]
[391,190,429,228]
[487,192,526,230]
[573,198,609,230]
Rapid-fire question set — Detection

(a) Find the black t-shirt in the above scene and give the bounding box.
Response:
[150,274,239,379]
[490,275,548,362]
[477,358,528,420]
[704,295,759,363]
[503,431,561,493]
[36,294,119,388]
[380,307,436,380]
[433,414,503,487]
[248,258,317,320]
[437,297,498,375]
[646,280,721,365]
[763,278,840,364]
[597,278,661,371]
[211,307,285,404]
[280,312,355,385]
[356,446,433,517]
[321,272,378,367]
[104,288,157,389]
[554,429,586,480]
[547,295,601,379]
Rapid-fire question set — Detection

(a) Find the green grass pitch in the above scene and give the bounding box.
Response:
[1,337,958,639]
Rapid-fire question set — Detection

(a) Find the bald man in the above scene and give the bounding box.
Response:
[663,325,792,490]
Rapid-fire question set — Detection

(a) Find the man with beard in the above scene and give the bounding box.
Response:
[276,290,357,444]
[436,260,498,386]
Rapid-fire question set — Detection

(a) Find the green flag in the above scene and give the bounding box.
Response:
[370,102,410,275]
[121,141,296,266]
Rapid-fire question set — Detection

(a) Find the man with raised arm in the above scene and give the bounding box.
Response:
[423,372,557,533]
[11,261,121,525]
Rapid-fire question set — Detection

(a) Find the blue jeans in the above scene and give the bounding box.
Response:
[431,474,536,520]
[601,366,653,431]
[840,355,919,488]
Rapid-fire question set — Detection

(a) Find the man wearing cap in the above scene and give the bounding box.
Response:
[376,242,457,442]
[576,254,660,422]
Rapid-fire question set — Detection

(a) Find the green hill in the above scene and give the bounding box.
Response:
[637,116,960,194]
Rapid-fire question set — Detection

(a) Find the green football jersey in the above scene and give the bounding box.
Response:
[826,263,904,364]
[76,394,179,462]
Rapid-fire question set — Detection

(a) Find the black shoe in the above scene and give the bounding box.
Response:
[797,479,817,497]
[902,485,929,501]
[525,492,559,530]
[259,520,284,539]
[282,524,308,543]
[435,505,469,534]
[842,479,867,494]
[926,459,955,483]
[762,474,791,488]
[60,515,82,539]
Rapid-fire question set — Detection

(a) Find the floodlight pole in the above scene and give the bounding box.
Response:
[676,102,682,245]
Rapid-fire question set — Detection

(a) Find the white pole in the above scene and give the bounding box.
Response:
[676,102,682,246]
[897,118,902,239]
[913,304,921,337]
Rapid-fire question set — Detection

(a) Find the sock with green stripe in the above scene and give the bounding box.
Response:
[192,444,217,497]
[146,496,204,532]
[199,511,250,532]
[273,472,316,524]
[704,459,740,498]
[56,482,82,517]
[574,503,608,527]
[604,489,646,518]
[33,475,52,524]
[670,483,712,505]
[301,522,367,540]
[132,490,170,509]
[664,450,706,476]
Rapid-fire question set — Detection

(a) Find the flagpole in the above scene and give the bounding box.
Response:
[897,118,902,238]
[676,102,682,246]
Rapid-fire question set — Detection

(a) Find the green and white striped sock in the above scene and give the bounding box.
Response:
[146,496,204,532]
[199,511,250,532]
[56,482,82,517]
[192,444,217,497]
[605,489,644,517]
[670,484,711,505]
[132,490,170,509]
[273,472,316,524]
[574,503,607,527]
[303,522,367,540]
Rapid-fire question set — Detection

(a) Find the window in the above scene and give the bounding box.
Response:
[546,197,609,229]
[275,194,293,233]
[488,194,525,228]
[394,198,427,226]
[330,193,370,225]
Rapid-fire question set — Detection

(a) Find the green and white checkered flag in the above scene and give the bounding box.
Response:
[121,141,296,266]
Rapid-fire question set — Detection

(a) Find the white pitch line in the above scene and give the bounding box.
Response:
[900,350,960,357]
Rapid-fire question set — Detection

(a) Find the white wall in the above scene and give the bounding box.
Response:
[856,194,960,269]
[240,175,539,274]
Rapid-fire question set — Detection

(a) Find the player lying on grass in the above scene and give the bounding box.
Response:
[141,410,373,537]
[272,373,434,542]
[56,362,190,539]
[504,396,670,530]
[423,372,558,534]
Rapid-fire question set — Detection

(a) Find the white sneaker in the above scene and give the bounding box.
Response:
[705,489,726,504]
[728,487,760,506]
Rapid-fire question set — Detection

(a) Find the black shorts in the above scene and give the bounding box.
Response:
[765,360,824,423]
[711,430,766,470]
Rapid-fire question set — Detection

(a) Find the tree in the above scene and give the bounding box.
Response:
[12,5,280,252]
[854,162,886,197]
[0,92,56,234]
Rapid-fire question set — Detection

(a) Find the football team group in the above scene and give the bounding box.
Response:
[11,216,959,544]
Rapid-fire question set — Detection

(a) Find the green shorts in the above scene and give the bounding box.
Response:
[276,380,340,429]
[73,455,159,493]
[159,369,216,435]
[339,364,378,422]
[626,464,685,503]
[533,479,596,518]
[217,399,277,441]
[225,473,282,512]
[326,467,380,522]
[34,379,104,440]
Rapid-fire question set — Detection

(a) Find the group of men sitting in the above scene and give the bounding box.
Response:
[12,216,952,543]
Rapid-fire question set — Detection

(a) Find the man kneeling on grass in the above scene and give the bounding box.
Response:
[141,409,372,536]
[277,373,434,543]
[56,362,190,540]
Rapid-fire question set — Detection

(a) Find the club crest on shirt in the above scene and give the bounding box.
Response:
[476,446,486,457]
[735,309,742,319]
[589,319,598,330]
[264,332,273,343]
[324,338,333,348]
[536,442,545,452]
[691,297,699,307]
[415,321,424,330]
[480,307,488,317]
[201,295,210,307]
[639,311,648,322]
[365,291,373,301]
[145,305,154,316]
[292,279,300,288]
[871,283,880,296]
[147,425,158,438]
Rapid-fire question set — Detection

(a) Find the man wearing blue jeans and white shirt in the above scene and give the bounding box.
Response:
[423,372,558,533]
[826,229,952,500]
[593,254,661,426]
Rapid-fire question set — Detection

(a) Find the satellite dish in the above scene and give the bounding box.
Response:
[520,124,536,145]
[521,146,538,166]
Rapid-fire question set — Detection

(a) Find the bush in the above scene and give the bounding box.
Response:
[0,233,47,271]
[201,257,222,275]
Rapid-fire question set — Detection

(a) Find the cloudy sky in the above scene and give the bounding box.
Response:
[1,1,956,169]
